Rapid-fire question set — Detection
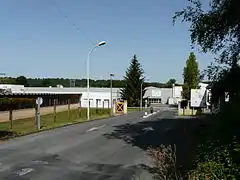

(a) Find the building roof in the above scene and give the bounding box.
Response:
[0,84,121,96]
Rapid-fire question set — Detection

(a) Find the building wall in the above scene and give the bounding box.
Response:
[80,90,120,108]
[160,88,172,104]
[143,86,183,105]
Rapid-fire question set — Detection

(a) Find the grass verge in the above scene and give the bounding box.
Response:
[0,108,110,139]
[127,107,143,113]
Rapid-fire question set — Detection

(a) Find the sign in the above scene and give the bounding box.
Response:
[116,102,124,113]
[225,92,229,102]
[36,97,43,105]
[190,89,206,107]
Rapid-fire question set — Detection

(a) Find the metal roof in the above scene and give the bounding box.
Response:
[0,84,121,96]
[24,87,121,93]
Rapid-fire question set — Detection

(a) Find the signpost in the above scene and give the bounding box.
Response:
[36,97,43,130]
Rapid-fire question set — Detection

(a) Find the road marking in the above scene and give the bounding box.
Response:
[15,168,34,176]
[142,126,154,134]
[86,124,106,132]
[32,160,49,165]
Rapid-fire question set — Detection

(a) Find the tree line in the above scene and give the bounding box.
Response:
[0,74,180,88]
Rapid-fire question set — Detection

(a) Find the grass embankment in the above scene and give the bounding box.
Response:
[0,108,110,138]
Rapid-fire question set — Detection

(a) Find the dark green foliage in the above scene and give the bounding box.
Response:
[0,77,16,84]
[182,52,200,100]
[15,76,28,86]
[174,0,240,178]
[0,76,177,88]
[120,55,144,107]
[41,79,52,87]
[166,78,176,86]
[173,0,240,67]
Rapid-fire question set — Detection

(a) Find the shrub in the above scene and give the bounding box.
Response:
[148,144,182,180]
[0,98,35,111]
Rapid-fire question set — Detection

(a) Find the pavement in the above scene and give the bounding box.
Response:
[0,105,186,180]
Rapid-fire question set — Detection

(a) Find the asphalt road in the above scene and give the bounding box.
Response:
[0,105,178,180]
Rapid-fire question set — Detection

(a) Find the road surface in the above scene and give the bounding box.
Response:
[0,105,184,180]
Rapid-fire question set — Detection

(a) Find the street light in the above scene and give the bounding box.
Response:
[87,41,106,120]
[110,73,114,115]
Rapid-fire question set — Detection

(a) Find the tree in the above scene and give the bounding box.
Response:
[120,54,145,107]
[173,0,240,100]
[166,78,177,88]
[41,79,52,87]
[15,76,28,86]
[182,52,200,100]
[173,0,240,74]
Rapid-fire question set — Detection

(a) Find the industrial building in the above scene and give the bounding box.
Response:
[143,85,182,105]
[0,84,182,108]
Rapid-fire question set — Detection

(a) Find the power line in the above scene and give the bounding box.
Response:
[49,0,95,45]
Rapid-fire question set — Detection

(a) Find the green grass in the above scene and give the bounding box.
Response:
[127,107,142,113]
[0,108,110,136]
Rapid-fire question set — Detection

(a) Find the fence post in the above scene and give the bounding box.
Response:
[79,100,82,118]
[9,109,13,130]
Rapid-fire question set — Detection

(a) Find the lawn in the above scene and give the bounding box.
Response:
[0,108,110,138]
[127,107,142,113]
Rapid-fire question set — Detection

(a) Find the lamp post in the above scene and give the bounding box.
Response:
[110,73,114,115]
[87,41,106,120]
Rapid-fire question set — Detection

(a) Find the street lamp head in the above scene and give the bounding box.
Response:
[97,41,106,47]
[110,73,114,77]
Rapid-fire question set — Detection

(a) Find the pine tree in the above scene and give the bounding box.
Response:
[183,52,200,100]
[120,54,145,107]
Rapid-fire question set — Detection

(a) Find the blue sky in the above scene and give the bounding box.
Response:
[0,0,212,83]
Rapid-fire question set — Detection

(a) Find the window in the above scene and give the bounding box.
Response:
[96,99,101,106]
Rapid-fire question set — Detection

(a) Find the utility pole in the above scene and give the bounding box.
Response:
[140,82,143,109]
[110,73,114,115]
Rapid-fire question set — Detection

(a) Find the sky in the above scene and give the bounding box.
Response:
[0,0,213,83]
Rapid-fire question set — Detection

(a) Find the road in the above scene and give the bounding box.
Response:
[0,105,189,180]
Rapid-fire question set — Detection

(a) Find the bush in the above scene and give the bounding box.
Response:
[0,98,35,111]
[148,145,182,180]
[188,100,240,179]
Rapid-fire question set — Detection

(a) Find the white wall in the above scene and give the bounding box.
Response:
[174,86,182,98]
[80,91,117,108]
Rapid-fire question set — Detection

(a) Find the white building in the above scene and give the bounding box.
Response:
[143,85,183,105]
[0,84,183,107]
[0,84,121,108]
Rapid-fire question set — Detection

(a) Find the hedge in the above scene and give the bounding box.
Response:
[0,98,35,111]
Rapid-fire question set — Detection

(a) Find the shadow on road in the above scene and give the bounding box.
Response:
[104,116,210,171]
